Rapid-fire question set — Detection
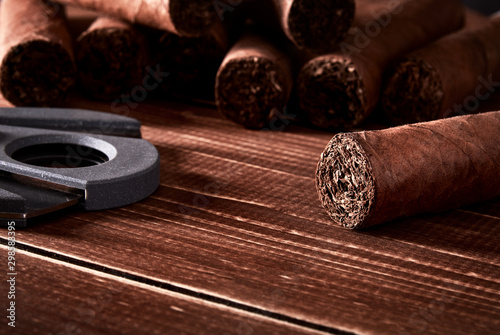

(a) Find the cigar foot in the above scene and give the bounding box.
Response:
[287,0,355,52]
[216,57,289,129]
[170,0,218,37]
[383,57,444,125]
[76,24,144,100]
[316,133,375,229]
[298,55,366,129]
[0,40,75,106]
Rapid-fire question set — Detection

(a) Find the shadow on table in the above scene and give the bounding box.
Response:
[362,198,500,259]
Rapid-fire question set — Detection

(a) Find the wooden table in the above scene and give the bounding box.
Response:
[1,94,499,335]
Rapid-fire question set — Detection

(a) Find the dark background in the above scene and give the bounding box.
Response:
[463,0,500,14]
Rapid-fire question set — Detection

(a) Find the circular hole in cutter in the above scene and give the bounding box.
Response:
[11,143,110,168]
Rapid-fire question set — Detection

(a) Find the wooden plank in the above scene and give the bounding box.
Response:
[1,98,499,334]
[459,198,500,219]
[0,245,325,335]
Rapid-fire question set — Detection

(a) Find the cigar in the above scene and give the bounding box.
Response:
[57,0,218,37]
[151,24,229,101]
[215,32,293,129]
[0,0,75,106]
[271,0,356,53]
[76,17,147,100]
[382,14,500,125]
[238,0,355,53]
[297,0,465,129]
[316,111,500,229]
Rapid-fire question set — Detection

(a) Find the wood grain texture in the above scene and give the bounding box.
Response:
[0,96,499,334]
[1,246,321,335]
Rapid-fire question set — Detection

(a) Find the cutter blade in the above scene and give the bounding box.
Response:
[0,172,83,227]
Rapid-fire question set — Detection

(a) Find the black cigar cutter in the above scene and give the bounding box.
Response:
[0,107,160,227]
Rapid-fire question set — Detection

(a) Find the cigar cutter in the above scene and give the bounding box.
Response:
[0,107,160,227]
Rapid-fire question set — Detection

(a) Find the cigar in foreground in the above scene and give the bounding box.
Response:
[76,17,147,100]
[316,111,500,229]
[297,0,465,129]
[271,0,355,53]
[382,14,500,124]
[0,0,75,106]
[215,33,293,129]
[152,24,229,101]
[57,0,217,37]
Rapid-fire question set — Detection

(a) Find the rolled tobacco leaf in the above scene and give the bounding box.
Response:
[297,0,465,129]
[271,0,355,53]
[76,16,147,100]
[57,0,218,37]
[151,24,229,101]
[0,0,75,106]
[382,14,500,124]
[316,111,500,229]
[215,32,293,129]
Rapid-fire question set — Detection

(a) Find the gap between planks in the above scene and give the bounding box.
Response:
[0,238,355,335]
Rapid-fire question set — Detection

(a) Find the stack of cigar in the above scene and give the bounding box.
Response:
[0,0,230,105]
[2,0,499,124]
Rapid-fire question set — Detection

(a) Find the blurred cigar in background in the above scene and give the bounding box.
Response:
[0,0,76,106]
[151,24,229,101]
[297,0,465,130]
[76,17,148,101]
[238,0,355,53]
[382,12,500,124]
[57,0,218,37]
[271,0,356,53]
[215,31,293,129]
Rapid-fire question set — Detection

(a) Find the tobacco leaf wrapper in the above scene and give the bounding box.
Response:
[76,16,147,100]
[382,14,500,124]
[0,0,75,106]
[215,33,293,129]
[316,111,500,229]
[57,0,217,37]
[297,0,465,129]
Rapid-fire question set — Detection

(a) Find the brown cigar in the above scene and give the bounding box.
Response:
[0,0,75,106]
[316,111,500,229]
[297,0,465,129]
[382,13,500,124]
[57,0,217,37]
[271,0,355,53]
[233,0,355,53]
[215,32,293,129]
[152,24,229,101]
[76,17,147,101]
